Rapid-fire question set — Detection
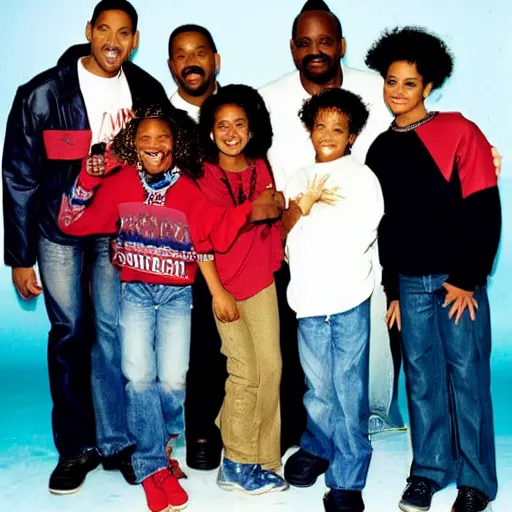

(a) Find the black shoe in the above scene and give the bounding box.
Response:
[49,449,101,495]
[102,446,137,485]
[186,438,222,471]
[284,448,329,487]
[324,489,365,512]
[452,487,490,512]
[399,476,439,512]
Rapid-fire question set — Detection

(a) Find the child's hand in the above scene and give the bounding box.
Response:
[213,289,240,323]
[86,154,106,177]
[319,187,343,206]
[85,149,122,178]
[299,175,342,215]
[250,189,283,222]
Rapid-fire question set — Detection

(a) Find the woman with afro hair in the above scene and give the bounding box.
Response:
[57,105,283,512]
[365,27,500,512]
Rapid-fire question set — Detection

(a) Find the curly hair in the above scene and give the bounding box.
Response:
[198,84,273,163]
[299,88,369,136]
[110,105,203,178]
[365,26,454,90]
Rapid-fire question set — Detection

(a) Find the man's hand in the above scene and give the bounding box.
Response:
[249,189,284,222]
[385,300,401,331]
[213,289,240,323]
[12,267,42,300]
[492,146,502,177]
[442,282,478,325]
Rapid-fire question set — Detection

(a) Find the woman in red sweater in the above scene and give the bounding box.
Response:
[58,106,283,512]
[196,84,288,494]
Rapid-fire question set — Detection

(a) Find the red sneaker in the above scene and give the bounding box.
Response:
[154,469,189,510]
[141,473,169,512]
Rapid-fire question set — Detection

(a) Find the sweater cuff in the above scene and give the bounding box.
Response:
[77,165,103,190]
[382,270,400,301]
[445,271,478,292]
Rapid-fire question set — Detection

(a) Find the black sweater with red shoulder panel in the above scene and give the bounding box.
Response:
[365,112,501,301]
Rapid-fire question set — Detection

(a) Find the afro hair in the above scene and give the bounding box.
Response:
[198,84,273,163]
[299,88,369,136]
[365,26,454,90]
[110,105,203,179]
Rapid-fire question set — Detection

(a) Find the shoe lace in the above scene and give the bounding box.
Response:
[59,458,78,471]
[406,478,431,497]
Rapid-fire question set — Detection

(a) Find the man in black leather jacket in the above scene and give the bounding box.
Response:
[2,0,169,495]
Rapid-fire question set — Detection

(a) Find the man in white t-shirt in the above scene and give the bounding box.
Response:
[258,0,404,487]
[2,0,169,495]
[167,24,226,472]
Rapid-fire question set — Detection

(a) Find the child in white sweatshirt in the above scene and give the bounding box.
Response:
[283,88,384,512]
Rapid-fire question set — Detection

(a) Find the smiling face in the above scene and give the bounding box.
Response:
[84,9,139,78]
[310,108,355,163]
[384,60,432,122]
[169,31,219,97]
[211,104,250,158]
[135,119,174,175]
[291,11,344,85]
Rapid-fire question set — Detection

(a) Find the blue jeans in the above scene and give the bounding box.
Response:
[298,299,372,491]
[120,282,192,482]
[399,274,497,499]
[38,236,131,458]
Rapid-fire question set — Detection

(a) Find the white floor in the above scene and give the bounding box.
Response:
[1,432,510,512]
[1,361,511,512]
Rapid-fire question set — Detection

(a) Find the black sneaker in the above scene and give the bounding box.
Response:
[452,487,491,512]
[324,489,365,512]
[284,448,329,487]
[399,476,439,511]
[102,446,137,485]
[49,449,101,495]
[186,437,222,471]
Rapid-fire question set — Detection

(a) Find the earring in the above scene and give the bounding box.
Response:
[210,133,214,141]
[249,132,253,140]
[136,160,143,171]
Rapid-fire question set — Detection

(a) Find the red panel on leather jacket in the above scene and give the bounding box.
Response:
[43,130,92,160]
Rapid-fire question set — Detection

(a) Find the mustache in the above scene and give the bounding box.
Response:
[181,66,205,78]
[102,45,123,52]
[302,53,332,67]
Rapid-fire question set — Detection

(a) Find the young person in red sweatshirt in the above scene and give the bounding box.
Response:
[58,106,283,512]
[196,84,288,495]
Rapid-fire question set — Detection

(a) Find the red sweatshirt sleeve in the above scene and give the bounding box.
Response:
[58,159,120,236]
[183,178,252,253]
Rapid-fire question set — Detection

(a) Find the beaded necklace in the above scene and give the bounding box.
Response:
[391,111,439,133]
[219,165,257,206]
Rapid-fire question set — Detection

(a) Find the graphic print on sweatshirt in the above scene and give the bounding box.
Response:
[111,202,210,280]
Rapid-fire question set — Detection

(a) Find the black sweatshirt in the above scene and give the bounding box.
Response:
[365,112,501,301]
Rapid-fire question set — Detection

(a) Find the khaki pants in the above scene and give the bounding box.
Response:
[215,282,282,470]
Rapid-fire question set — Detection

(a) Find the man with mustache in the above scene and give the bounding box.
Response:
[168,24,220,122]
[2,0,169,495]
[167,24,225,471]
